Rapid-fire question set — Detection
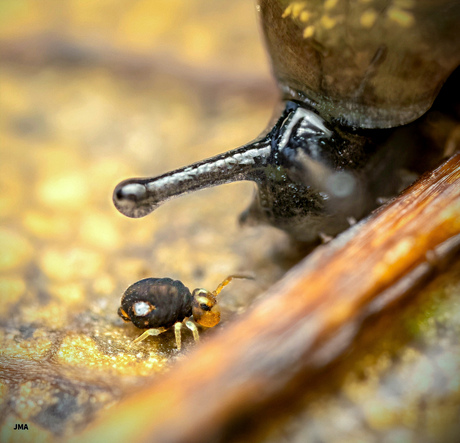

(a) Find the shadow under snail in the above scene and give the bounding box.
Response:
[113,0,459,243]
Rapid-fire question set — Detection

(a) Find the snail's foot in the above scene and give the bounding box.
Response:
[319,232,334,244]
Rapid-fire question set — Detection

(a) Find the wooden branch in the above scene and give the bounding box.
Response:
[72,153,460,443]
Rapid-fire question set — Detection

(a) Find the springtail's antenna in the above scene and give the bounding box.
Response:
[212,274,254,297]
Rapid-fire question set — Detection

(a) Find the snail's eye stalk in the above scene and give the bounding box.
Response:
[112,137,273,219]
[112,102,319,220]
[112,101,347,241]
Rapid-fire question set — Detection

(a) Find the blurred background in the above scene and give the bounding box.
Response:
[1,1,459,442]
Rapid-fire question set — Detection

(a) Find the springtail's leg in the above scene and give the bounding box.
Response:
[130,327,166,347]
[174,322,183,350]
[185,320,200,343]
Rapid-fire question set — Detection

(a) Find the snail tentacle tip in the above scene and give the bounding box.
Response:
[113,181,155,218]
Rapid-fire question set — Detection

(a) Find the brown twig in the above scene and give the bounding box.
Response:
[71,153,460,443]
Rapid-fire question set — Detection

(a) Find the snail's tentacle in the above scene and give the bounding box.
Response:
[113,138,273,218]
[113,101,335,220]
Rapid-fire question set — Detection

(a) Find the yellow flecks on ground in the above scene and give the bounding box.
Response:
[320,14,337,30]
[0,167,25,219]
[39,247,105,282]
[362,398,399,430]
[181,23,219,64]
[87,157,136,187]
[13,382,43,419]
[49,282,85,306]
[400,346,422,364]
[324,0,339,10]
[36,171,92,211]
[373,352,392,373]
[65,0,125,35]
[393,0,415,8]
[23,211,73,241]
[0,0,48,39]
[32,144,84,179]
[342,373,380,404]
[0,70,30,114]
[79,212,122,251]
[117,0,185,50]
[0,229,33,272]
[360,9,377,28]
[0,277,26,316]
[113,257,151,284]
[19,302,70,330]
[90,391,113,406]
[0,414,52,443]
[387,6,414,27]
[303,25,315,38]
[342,351,393,404]
[1,329,53,359]
[92,274,116,296]
[57,333,167,376]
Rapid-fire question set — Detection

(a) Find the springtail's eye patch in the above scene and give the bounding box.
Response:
[118,307,130,322]
[133,301,155,316]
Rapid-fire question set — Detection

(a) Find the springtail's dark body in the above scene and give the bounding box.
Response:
[118,276,247,350]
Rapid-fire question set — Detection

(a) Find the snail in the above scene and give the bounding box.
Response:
[113,0,460,243]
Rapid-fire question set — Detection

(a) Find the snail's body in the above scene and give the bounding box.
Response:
[113,0,460,243]
[262,0,460,129]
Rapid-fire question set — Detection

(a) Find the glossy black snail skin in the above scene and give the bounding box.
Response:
[113,0,460,243]
[118,275,248,350]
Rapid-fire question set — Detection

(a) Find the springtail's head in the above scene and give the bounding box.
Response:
[190,274,253,328]
[191,289,220,328]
